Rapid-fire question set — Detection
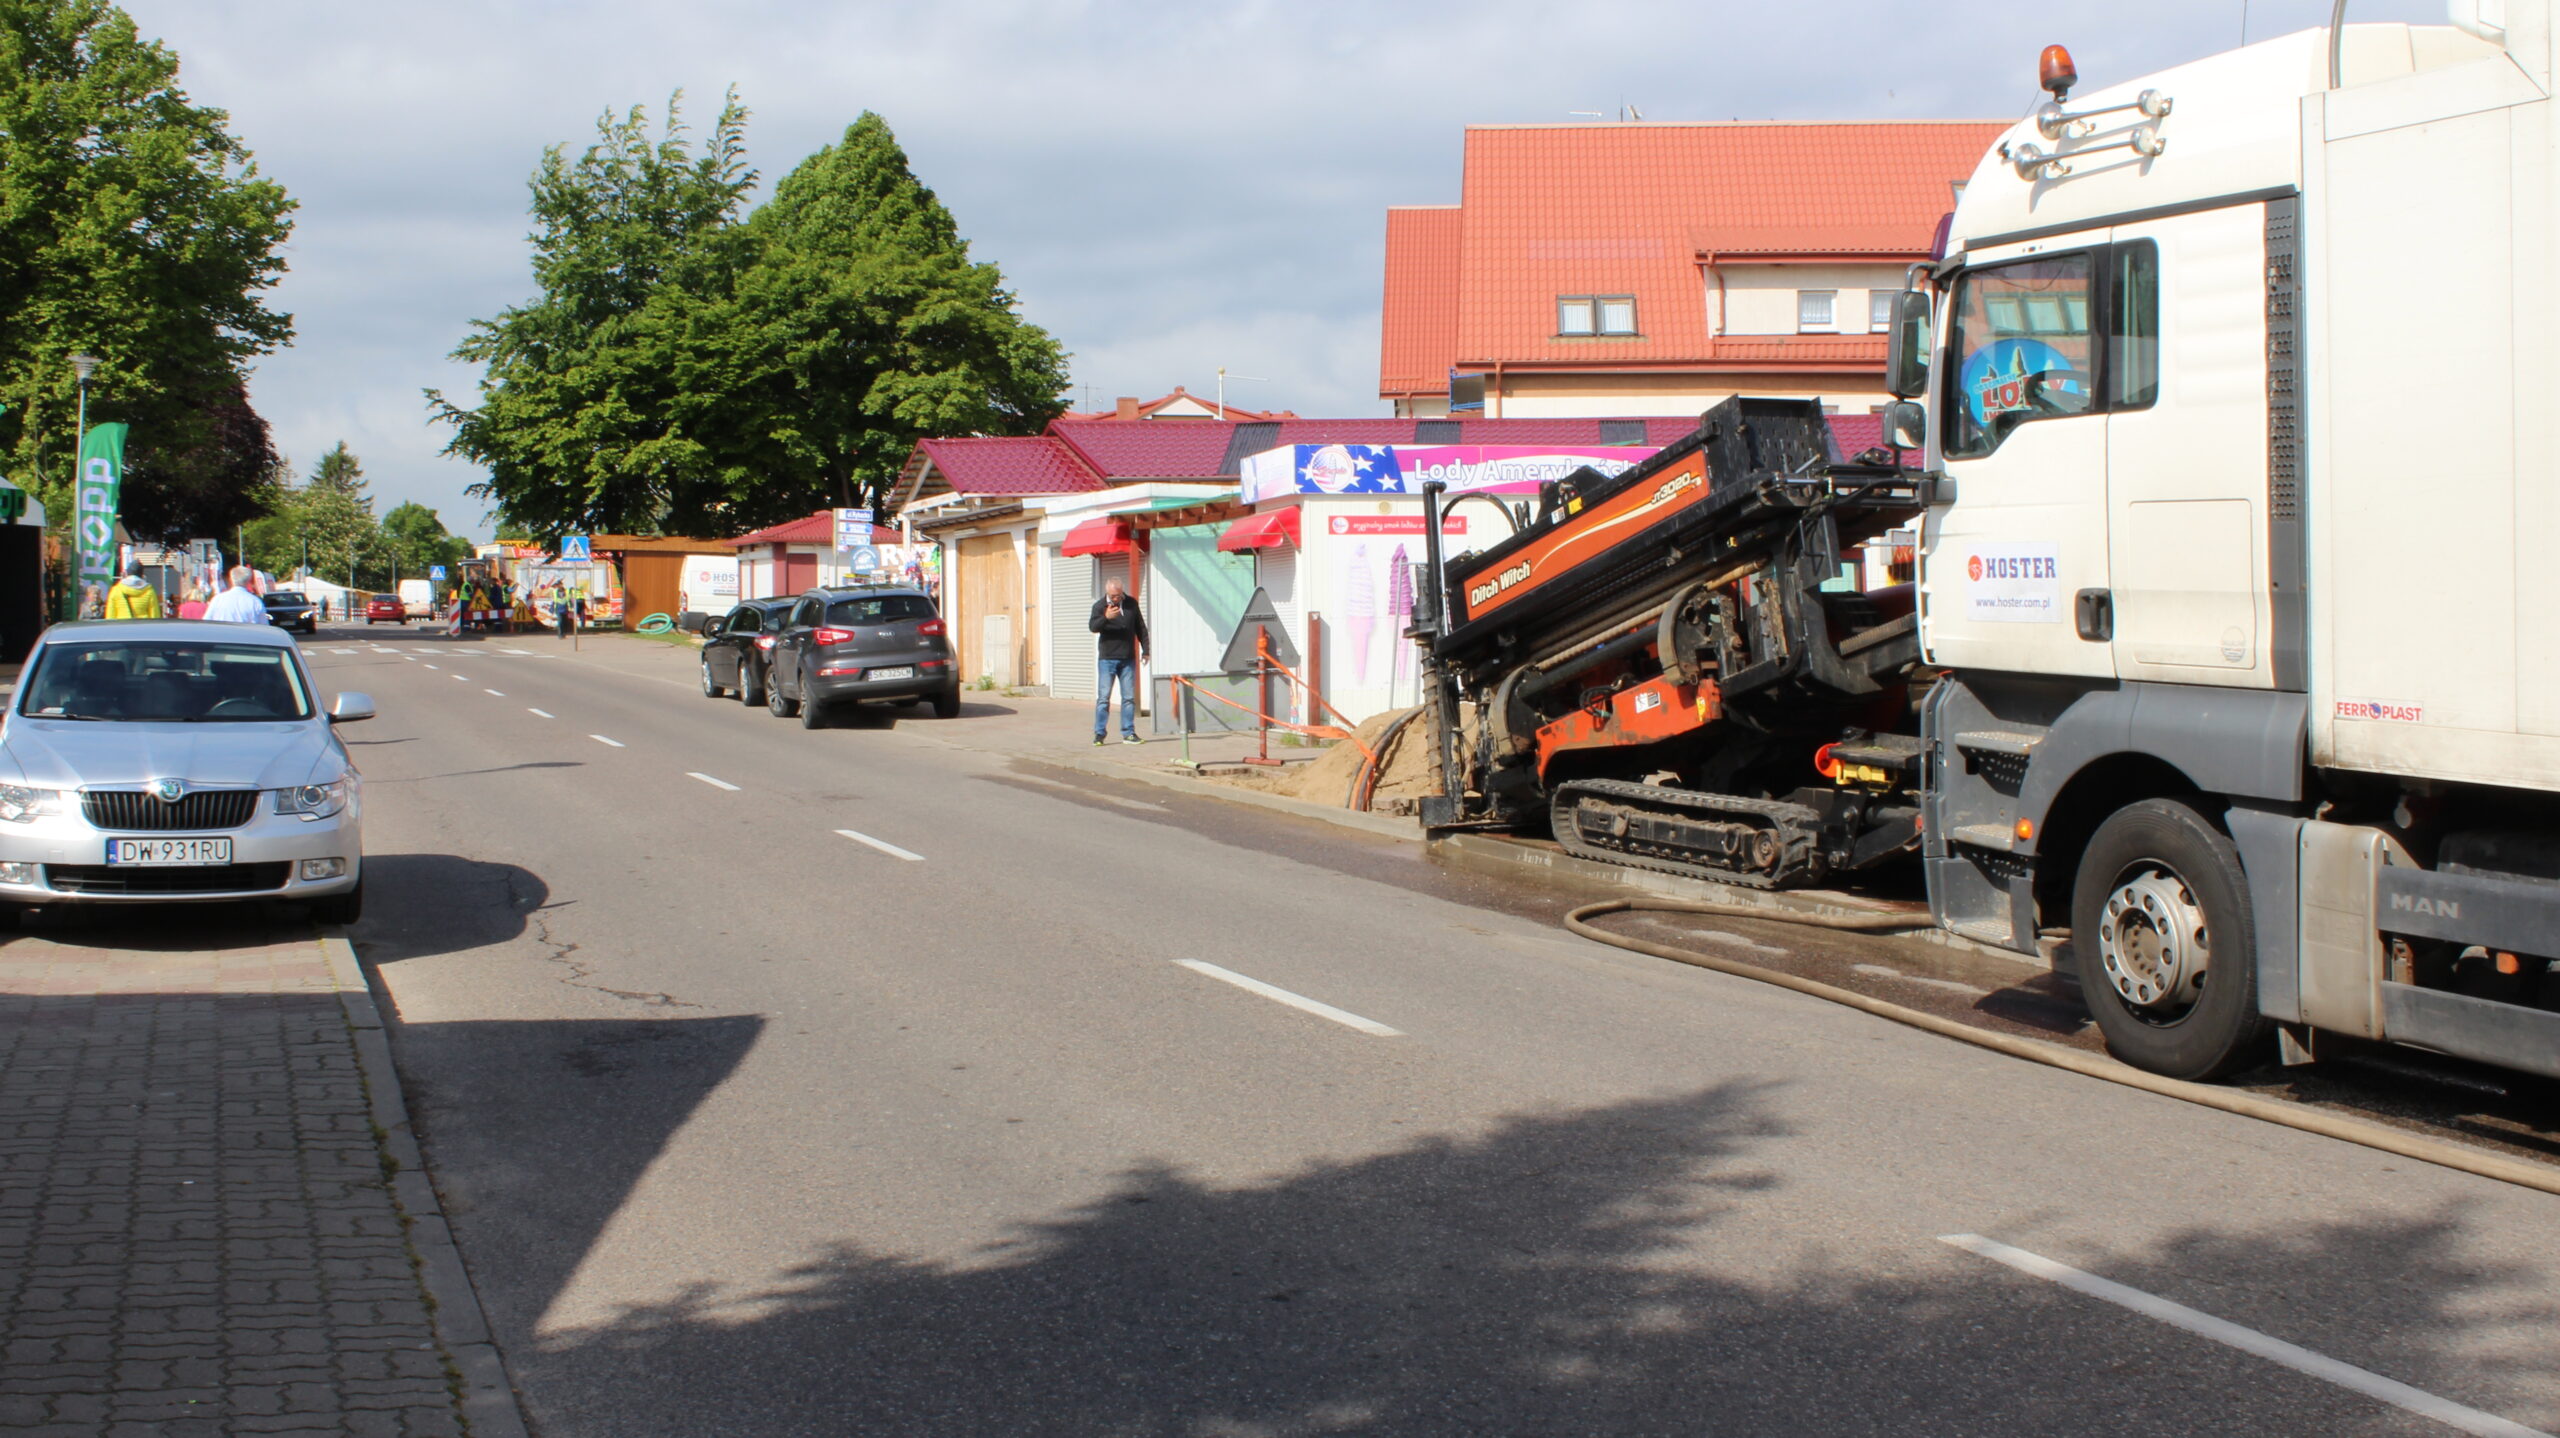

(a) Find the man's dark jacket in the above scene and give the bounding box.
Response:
[1089,594,1148,661]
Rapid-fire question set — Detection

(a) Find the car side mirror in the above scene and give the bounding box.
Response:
[1881,399,1928,452]
[328,692,376,723]
[1883,289,1933,400]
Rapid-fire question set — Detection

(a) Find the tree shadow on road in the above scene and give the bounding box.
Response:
[466,1079,2560,1438]
[351,852,548,964]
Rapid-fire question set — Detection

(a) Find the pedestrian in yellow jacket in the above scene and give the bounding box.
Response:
[102,565,161,620]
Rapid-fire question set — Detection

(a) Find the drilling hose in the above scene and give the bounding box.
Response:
[1565,897,2560,1199]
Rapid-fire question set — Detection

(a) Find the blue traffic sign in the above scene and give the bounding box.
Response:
[429,565,448,580]
[559,535,592,562]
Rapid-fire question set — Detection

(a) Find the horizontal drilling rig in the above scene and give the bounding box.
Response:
[1420,397,1931,890]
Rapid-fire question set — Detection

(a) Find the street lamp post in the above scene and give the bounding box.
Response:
[70,354,98,443]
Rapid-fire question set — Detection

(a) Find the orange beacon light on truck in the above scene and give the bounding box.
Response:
[2041,44,2078,99]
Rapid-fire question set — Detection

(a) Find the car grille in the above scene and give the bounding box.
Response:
[45,862,290,895]
[81,790,260,832]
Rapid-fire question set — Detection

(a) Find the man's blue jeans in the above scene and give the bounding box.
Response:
[1095,656,1139,738]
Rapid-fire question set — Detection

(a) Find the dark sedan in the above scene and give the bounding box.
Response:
[763,586,959,728]
[698,598,799,707]
[261,591,317,634]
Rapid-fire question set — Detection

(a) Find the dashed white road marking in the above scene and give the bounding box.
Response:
[484,689,505,697]
[423,664,439,670]
[687,772,740,792]
[528,708,554,719]
[451,674,469,681]
[833,828,923,862]
[589,734,624,748]
[1174,960,1403,1038]
[500,648,534,656]
[1938,1235,2554,1438]
[330,647,357,654]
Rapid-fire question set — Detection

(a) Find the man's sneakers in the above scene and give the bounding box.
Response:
[1092,735,1106,746]
[1121,734,1143,745]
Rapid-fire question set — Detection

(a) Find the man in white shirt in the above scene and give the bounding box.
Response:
[202,567,267,624]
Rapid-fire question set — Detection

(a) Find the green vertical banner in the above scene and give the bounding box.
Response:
[75,423,128,587]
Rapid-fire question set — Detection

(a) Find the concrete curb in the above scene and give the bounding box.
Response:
[1018,750,1426,843]
[319,931,532,1438]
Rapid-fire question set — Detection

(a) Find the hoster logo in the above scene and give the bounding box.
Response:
[1969,553,2057,582]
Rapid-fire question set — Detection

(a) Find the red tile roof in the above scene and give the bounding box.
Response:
[1049,420,1238,479]
[1379,207,1462,398]
[916,436,1102,495]
[727,512,835,547]
[1061,386,1296,421]
[1380,121,2003,395]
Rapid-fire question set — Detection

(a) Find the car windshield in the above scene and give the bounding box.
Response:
[17,641,314,723]
[826,595,935,625]
[263,594,303,608]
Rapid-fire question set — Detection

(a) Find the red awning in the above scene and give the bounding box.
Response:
[1061,517,1134,557]
[1216,507,1301,553]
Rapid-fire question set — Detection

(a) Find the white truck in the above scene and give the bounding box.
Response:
[1882,0,2560,1079]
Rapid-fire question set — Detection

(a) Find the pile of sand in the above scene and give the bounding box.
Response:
[1199,705,1444,811]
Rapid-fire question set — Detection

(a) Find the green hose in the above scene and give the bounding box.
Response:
[637,612,674,634]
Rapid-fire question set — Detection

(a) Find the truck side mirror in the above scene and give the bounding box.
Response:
[1882,400,1928,452]
[1883,290,1933,400]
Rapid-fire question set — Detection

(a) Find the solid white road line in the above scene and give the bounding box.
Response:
[528,708,554,719]
[1938,1235,2554,1438]
[687,772,740,792]
[590,734,625,748]
[833,828,923,862]
[484,689,505,697]
[1174,960,1403,1038]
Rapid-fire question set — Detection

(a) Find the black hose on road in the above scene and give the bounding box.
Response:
[1565,898,2560,1199]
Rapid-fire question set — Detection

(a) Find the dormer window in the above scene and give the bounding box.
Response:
[1557,295,1638,337]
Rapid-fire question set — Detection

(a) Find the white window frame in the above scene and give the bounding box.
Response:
[1798,290,1837,332]
[1596,296,1637,335]
[1869,290,1894,333]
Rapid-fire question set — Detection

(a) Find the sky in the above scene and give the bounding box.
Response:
[124,0,2448,541]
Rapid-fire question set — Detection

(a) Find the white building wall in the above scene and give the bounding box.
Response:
[1716,262,1909,335]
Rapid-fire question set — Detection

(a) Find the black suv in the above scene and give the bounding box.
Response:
[763,586,959,728]
[261,590,317,634]
[697,597,798,707]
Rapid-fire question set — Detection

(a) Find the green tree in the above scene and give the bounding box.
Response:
[688,112,1069,524]
[0,0,295,534]
[379,501,469,581]
[428,91,754,541]
[432,98,1069,537]
[296,442,376,585]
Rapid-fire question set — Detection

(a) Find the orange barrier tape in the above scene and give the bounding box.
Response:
[1168,672,1369,760]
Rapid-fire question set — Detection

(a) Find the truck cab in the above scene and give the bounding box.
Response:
[1892,5,2560,1080]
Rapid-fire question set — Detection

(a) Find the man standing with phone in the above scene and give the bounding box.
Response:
[1089,576,1149,746]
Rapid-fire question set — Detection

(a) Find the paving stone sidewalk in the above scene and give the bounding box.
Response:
[0,915,475,1436]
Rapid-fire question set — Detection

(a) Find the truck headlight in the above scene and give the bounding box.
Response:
[273,779,350,820]
[0,784,64,824]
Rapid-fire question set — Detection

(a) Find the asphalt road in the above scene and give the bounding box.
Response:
[303,625,2560,1438]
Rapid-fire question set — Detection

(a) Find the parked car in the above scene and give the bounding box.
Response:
[0,620,373,924]
[365,594,406,625]
[762,586,960,728]
[698,598,799,706]
[261,590,317,634]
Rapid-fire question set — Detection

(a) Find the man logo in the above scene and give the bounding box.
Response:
[151,779,184,804]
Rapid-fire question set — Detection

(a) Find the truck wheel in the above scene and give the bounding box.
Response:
[2071,798,2271,1081]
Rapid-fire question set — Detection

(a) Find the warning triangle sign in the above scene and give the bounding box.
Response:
[1218,587,1299,673]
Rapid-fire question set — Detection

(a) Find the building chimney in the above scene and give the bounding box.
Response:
[1115,396,1142,421]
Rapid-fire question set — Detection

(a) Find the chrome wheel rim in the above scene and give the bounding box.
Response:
[2097,863,2210,1018]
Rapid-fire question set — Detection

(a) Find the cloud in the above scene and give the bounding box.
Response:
[125,0,2446,539]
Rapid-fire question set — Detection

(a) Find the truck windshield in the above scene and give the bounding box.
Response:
[18,642,314,722]
[1943,254,2097,459]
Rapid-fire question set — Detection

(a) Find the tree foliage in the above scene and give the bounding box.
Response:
[240,442,429,588]
[0,0,295,534]
[433,97,1067,539]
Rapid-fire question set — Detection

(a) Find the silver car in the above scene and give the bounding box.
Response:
[0,620,373,923]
